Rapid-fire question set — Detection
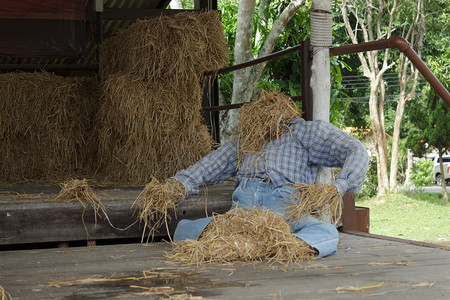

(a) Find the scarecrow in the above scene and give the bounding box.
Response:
[138,89,369,261]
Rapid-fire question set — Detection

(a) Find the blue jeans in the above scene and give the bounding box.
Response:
[173,178,339,258]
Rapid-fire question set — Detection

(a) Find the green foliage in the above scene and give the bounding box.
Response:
[217,0,239,104]
[406,73,450,158]
[330,56,352,124]
[217,0,348,124]
[357,153,378,199]
[410,158,434,187]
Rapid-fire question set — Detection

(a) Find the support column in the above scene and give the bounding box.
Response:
[310,0,333,184]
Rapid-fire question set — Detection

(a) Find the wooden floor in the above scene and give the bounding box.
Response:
[1,233,449,299]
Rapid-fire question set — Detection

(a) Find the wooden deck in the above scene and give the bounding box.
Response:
[1,233,449,299]
[1,183,449,299]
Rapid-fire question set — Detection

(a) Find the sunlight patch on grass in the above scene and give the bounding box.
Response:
[356,192,450,246]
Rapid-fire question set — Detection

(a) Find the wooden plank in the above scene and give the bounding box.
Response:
[0,183,233,245]
[0,233,449,299]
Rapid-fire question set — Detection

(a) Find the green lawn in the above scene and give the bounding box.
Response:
[355,192,450,246]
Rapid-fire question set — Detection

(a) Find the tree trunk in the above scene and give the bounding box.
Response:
[389,0,424,192]
[340,0,397,195]
[220,0,257,140]
[389,89,407,192]
[169,0,183,9]
[220,0,306,140]
[369,80,389,194]
[438,149,449,203]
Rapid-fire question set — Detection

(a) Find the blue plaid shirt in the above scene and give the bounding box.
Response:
[173,118,369,196]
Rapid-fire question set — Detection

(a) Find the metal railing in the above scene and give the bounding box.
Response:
[330,36,450,107]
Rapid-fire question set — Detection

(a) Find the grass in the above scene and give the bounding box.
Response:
[356,192,450,246]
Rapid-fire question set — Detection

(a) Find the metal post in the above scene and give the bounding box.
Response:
[301,40,313,121]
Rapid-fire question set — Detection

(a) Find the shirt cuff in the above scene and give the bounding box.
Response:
[171,175,198,196]
[333,179,349,197]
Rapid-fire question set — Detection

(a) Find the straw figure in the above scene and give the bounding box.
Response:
[0,71,98,184]
[96,10,228,184]
[160,89,369,264]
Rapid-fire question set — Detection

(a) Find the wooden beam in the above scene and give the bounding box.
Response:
[102,8,192,20]
[0,184,233,245]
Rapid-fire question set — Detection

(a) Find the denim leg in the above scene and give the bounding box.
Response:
[174,178,339,258]
[173,216,214,242]
[234,178,338,258]
[290,216,339,258]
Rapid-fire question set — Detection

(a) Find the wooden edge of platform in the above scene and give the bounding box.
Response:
[345,230,450,251]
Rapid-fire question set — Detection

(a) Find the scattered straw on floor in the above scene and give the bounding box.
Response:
[284,183,342,225]
[133,178,185,242]
[169,206,315,266]
[233,89,301,168]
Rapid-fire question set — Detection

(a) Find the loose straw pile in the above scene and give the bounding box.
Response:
[54,179,105,236]
[133,178,185,242]
[234,89,301,168]
[285,183,342,225]
[169,207,315,265]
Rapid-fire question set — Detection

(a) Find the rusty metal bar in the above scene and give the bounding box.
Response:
[330,36,450,107]
[201,95,303,113]
[201,102,246,112]
[208,43,303,76]
[301,40,313,121]
[202,42,306,114]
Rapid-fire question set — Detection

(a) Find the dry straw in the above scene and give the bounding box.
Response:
[0,285,12,300]
[133,178,185,242]
[234,89,301,168]
[96,74,212,184]
[54,179,105,237]
[96,10,228,184]
[99,10,228,81]
[0,71,98,184]
[169,206,315,265]
[285,183,342,225]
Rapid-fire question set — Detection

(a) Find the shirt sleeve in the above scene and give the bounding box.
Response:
[172,141,239,196]
[299,120,369,196]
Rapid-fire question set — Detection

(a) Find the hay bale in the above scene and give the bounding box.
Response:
[0,71,99,183]
[169,207,316,265]
[96,10,228,184]
[96,74,212,183]
[99,10,229,81]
